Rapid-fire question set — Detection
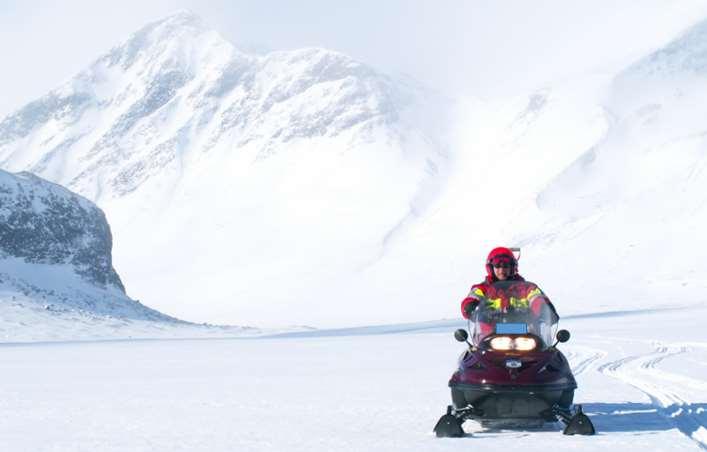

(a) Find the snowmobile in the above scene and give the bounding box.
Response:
[433,280,595,437]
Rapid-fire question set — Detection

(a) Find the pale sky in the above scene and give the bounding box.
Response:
[2,0,707,118]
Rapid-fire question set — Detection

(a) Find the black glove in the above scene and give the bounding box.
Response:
[464,300,479,317]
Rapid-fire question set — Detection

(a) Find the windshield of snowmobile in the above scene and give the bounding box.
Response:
[469,280,559,348]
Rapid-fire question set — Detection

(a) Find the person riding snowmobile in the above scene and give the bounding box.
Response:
[434,248,595,437]
[460,247,550,337]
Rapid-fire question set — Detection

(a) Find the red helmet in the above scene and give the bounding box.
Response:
[486,247,518,279]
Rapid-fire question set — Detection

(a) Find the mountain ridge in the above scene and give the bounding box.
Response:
[0,11,450,326]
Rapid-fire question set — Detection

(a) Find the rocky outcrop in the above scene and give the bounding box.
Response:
[0,170,124,290]
[0,169,179,325]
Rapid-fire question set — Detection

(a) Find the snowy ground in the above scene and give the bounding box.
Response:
[0,304,705,452]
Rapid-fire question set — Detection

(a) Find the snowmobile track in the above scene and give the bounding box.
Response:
[567,346,606,377]
[598,343,707,450]
[596,354,640,373]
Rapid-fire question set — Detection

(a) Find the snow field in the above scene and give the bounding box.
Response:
[0,305,704,452]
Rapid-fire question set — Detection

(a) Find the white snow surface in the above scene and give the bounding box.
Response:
[0,304,704,451]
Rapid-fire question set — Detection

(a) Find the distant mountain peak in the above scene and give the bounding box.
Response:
[138,8,208,39]
[158,9,204,26]
[99,9,221,72]
[0,10,435,201]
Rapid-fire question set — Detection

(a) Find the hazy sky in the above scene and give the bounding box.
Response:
[2,0,707,118]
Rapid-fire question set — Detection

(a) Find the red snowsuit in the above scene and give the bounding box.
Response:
[460,274,548,319]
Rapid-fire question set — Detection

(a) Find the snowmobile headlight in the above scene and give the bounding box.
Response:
[489,336,514,351]
[514,336,537,351]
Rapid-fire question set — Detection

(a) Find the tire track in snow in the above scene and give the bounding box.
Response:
[640,345,686,370]
[566,346,606,377]
[597,354,641,373]
[598,344,707,450]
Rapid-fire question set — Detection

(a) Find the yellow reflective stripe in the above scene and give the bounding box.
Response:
[526,288,542,300]
[485,298,501,310]
[509,297,529,309]
[470,285,543,311]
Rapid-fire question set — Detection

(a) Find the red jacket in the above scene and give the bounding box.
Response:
[460,274,548,319]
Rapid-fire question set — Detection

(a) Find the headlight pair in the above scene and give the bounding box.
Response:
[489,335,537,351]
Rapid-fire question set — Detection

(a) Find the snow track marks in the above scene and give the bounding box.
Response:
[567,346,606,376]
[598,343,707,449]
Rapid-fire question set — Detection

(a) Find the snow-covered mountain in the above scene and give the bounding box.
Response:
[0,11,444,200]
[2,10,706,328]
[0,10,449,326]
[409,16,707,315]
[0,168,274,341]
[332,16,707,323]
[0,168,173,338]
[0,171,123,290]
[524,17,707,305]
